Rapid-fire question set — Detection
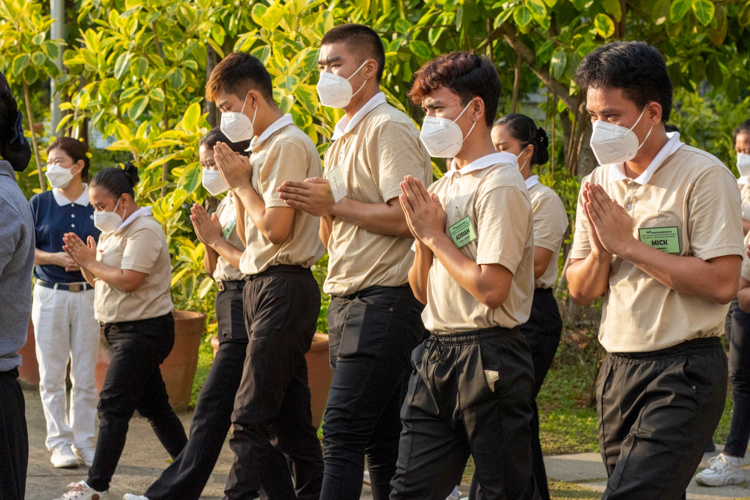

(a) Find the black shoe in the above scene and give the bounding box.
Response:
[706,440,716,453]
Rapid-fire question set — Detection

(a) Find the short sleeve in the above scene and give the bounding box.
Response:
[688,167,744,261]
[532,191,568,252]
[365,122,430,202]
[742,232,750,282]
[475,185,532,275]
[258,140,309,208]
[569,174,593,260]
[121,225,162,273]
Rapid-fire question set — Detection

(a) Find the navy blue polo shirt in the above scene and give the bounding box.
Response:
[29,186,100,283]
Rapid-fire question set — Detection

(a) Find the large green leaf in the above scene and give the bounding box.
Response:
[670,0,691,22]
[602,0,622,21]
[550,48,567,79]
[274,75,299,93]
[31,51,46,67]
[706,56,722,88]
[177,162,201,194]
[652,0,671,25]
[408,40,432,59]
[12,54,29,77]
[691,0,714,26]
[127,96,149,120]
[42,42,59,61]
[182,102,202,130]
[513,5,533,27]
[169,69,185,90]
[709,5,728,45]
[594,14,615,38]
[114,52,132,80]
[131,57,148,79]
[526,0,547,17]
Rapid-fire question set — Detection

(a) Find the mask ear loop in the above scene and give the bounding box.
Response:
[454,100,477,142]
[239,92,249,114]
[347,59,372,98]
[631,107,654,152]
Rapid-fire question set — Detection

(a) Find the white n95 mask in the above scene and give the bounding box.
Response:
[737,153,750,178]
[94,198,123,234]
[590,108,653,165]
[419,101,476,158]
[316,60,370,109]
[220,94,257,143]
[46,164,75,189]
[202,168,229,196]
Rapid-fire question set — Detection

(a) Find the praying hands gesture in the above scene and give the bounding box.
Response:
[278,177,336,217]
[581,182,635,257]
[190,203,223,247]
[399,175,446,247]
[214,142,252,190]
[62,233,97,269]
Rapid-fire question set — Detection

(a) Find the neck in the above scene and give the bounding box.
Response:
[623,127,669,178]
[453,129,496,169]
[59,177,85,202]
[251,103,284,139]
[520,164,531,180]
[121,202,141,221]
[343,83,379,121]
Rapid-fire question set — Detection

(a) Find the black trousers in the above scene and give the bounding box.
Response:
[145,287,295,500]
[724,299,750,458]
[598,337,727,500]
[470,287,562,500]
[390,327,540,500]
[87,313,188,492]
[320,286,425,500]
[0,368,28,500]
[225,266,324,500]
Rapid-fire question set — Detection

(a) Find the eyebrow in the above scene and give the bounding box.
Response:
[423,100,444,108]
[587,108,617,114]
[318,55,342,65]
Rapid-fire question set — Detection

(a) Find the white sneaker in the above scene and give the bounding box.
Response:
[363,470,371,485]
[447,486,460,500]
[695,453,745,486]
[122,495,149,500]
[51,445,80,468]
[53,481,107,500]
[72,446,95,467]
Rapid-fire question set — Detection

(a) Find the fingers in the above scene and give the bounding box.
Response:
[306,177,328,184]
[400,177,423,208]
[211,213,220,225]
[87,235,96,249]
[279,180,309,191]
[283,199,311,211]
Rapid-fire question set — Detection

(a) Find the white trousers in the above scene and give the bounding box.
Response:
[31,284,100,451]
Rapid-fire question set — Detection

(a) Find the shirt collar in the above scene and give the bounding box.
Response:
[524,175,540,190]
[53,184,90,207]
[0,160,14,179]
[116,206,152,233]
[249,114,294,151]
[331,92,387,141]
[445,152,518,178]
[738,176,750,186]
[608,132,684,185]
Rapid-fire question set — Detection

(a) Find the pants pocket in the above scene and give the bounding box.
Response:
[338,297,393,358]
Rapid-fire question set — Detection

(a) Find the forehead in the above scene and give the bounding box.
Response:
[586,86,637,113]
[48,147,69,158]
[214,89,243,107]
[319,42,356,63]
[421,86,462,107]
[736,132,750,145]
[199,145,215,161]
[491,124,512,142]
[89,185,113,204]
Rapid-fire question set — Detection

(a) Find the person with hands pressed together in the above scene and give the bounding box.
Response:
[54,164,187,500]
[29,137,101,470]
[279,24,431,500]
[390,52,538,500]
[205,52,325,500]
[565,42,744,500]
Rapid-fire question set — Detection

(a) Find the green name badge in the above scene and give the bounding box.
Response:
[448,216,477,248]
[222,217,236,240]
[638,226,680,254]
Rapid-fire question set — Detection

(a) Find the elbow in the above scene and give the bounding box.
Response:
[567,291,594,307]
[120,283,140,293]
[739,290,750,313]
[266,228,291,246]
[712,280,740,305]
[480,288,509,310]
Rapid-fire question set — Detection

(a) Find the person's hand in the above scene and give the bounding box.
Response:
[190,203,223,247]
[278,177,336,217]
[584,183,635,257]
[53,251,80,272]
[399,175,446,247]
[62,233,96,268]
[214,142,252,189]
[581,183,611,261]
[746,242,750,260]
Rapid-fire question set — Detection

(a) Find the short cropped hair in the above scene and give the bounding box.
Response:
[199,128,250,156]
[321,24,385,83]
[409,52,501,126]
[575,41,673,122]
[206,52,273,103]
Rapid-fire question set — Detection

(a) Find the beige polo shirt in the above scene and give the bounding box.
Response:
[323,93,433,296]
[571,138,744,353]
[213,193,244,282]
[738,181,750,220]
[422,153,535,334]
[94,213,173,323]
[526,177,568,289]
[742,231,750,282]
[239,116,325,275]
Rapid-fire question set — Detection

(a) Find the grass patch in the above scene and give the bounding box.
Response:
[547,480,602,499]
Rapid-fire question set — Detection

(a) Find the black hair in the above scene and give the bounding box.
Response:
[206,52,274,103]
[321,24,386,83]
[0,72,31,172]
[664,124,679,133]
[48,137,90,182]
[199,128,250,156]
[409,51,501,126]
[494,114,549,166]
[90,162,139,200]
[734,119,750,142]
[575,41,673,123]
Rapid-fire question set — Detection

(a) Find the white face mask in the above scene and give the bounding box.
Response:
[419,101,476,158]
[316,60,370,109]
[46,164,75,189]
[220,94,257,143]
[202,168,229,196]
[589,107,653,165]
[94,198,123,234]
[738,153,750,178]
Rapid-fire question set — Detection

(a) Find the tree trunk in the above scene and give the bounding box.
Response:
[205,44,218,128]
[23,82,45,192]
[511,53,522,114]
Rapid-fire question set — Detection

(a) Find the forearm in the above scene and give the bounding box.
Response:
[620,241,740,304]
[235,195,247,244]
[203,246,218,278]
[566,254,611,305]
[743,218,750,236]
[331,198,412,238]
[35,249,58,266]
[319,216,333,249]
[80,267,96,287]
[425,233,510,309]
[83,260,142,293]
[235,186,289,244]
[409,241,433,304]
[207,238,244,271]
[738,279,750,312]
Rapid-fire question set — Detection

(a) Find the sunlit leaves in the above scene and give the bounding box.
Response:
[594,14,615,38]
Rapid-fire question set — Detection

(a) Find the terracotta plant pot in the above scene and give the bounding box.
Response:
[17,320,40,389]
[95,310,206,412]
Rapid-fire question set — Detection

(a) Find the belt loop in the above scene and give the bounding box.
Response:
[53,283,58,291]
